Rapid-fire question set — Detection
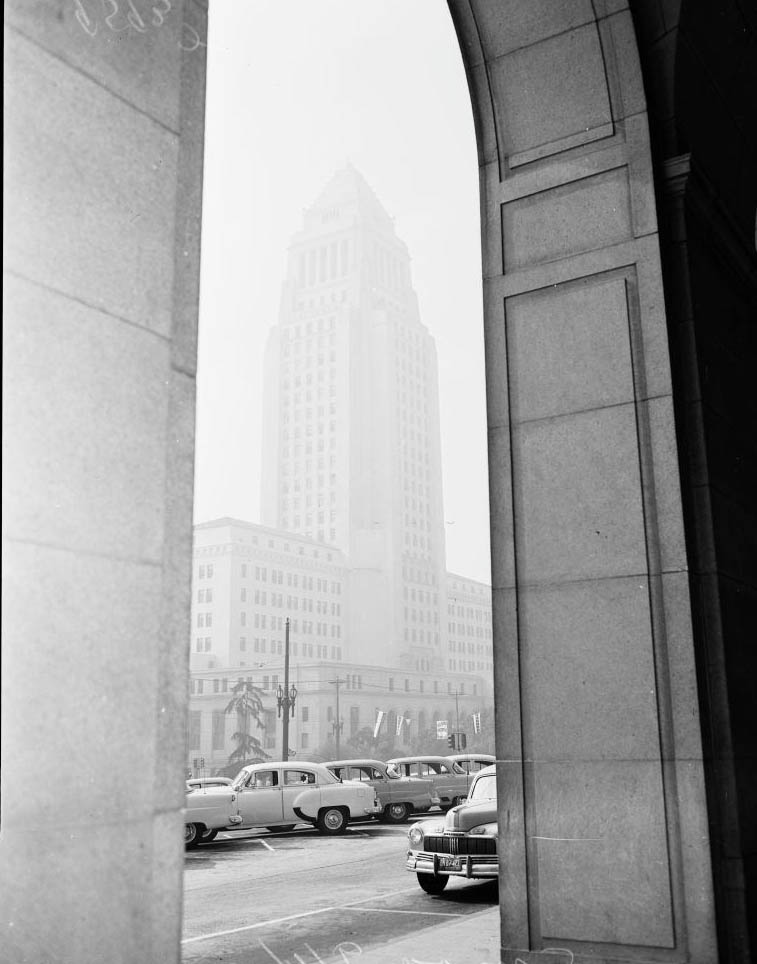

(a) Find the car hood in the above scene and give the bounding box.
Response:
[445,800,497,831]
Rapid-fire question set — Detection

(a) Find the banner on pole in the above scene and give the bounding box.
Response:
[373,710,385,738]
[472,712,481,734]
[436,719,448,739]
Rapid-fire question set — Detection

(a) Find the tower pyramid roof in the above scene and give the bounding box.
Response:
[307,164,394,227]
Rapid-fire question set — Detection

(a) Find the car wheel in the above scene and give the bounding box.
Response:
[383,802,410,823]
[317,806,348,835]
[417,872,448,894]
[266,825,296,833]
[200,828,218,843]
[184,823,201,849]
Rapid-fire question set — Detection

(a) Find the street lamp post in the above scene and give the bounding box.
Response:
[276,618,297,761]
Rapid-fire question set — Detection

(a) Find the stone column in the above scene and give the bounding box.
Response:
[1,3,207,962]
[449,1,717,959]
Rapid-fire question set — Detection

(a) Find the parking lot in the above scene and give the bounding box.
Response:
[182,821,498,964]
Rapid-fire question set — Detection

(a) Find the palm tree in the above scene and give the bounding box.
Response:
[224,678,269,767]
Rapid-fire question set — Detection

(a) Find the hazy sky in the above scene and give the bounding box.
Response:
[195,0,491,584]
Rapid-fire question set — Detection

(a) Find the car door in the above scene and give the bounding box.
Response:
[281,767,320,820]
[430,762,468,799]
[352,765,388,806]
[236,769,284,827]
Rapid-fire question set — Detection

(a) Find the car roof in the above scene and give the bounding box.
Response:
[238,760,327,772]
[323,759,385,768]
[471,764,497,777]
[447,753,496,762]
[387,755,454,764]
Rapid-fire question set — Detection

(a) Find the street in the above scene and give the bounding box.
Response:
[182,821,498,964]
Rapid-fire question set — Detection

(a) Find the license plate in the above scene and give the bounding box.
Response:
[440,856,461,871]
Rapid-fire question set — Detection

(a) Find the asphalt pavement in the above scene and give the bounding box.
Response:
[182,821,499,964]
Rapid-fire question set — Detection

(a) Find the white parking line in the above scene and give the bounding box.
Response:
[339,907,465,917]
[258,839,275,851]
[182,888,421,944]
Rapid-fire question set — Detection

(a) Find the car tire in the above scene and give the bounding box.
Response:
[184,823,202,849]
[200,828,218,843]
[266,825,296,833]
[417,872,448,894]
[383,802,410,823]
[316,806,348,835]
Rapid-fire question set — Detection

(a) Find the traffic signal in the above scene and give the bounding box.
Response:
[447,734,456,750]
[459,733,467,749]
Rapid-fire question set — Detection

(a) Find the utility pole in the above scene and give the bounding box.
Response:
[455,687,460,749]
[277,618,297,762]
[329,677,344,757]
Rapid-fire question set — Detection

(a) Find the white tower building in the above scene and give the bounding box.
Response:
[261,167,448,672]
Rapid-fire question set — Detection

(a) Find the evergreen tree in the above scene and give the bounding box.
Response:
[224,678,269,767]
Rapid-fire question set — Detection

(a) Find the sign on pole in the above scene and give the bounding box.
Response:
[436,719,448,739]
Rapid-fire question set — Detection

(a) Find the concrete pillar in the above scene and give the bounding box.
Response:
[1,3,207,962]
[450,1,717,959]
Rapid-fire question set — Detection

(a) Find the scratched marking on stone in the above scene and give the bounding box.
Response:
[72,0,206,52]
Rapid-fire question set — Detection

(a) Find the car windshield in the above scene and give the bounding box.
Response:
[468,773,497,802]
[385,764,401,779]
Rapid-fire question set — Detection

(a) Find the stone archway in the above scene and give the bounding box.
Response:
[3,2,754,962]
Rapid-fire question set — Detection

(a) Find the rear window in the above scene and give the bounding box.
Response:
[469,773,497,802]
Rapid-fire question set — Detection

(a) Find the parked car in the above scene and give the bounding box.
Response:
[183,785,243,849]
[406,763,498,893]
[387,755,469,810]
[186,777,233,790]
[229,761,382,835]
[324,758,441,823]
[446,753,496,787]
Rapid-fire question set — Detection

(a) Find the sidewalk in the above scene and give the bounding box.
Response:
[338,905,500,964]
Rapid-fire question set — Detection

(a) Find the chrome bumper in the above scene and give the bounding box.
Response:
[364,804,384,815]
[406,850,499,879]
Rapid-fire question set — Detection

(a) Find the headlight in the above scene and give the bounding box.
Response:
[468,822,498,837]
[408,826,424,847]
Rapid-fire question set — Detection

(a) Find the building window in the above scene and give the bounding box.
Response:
[302,706,309,723]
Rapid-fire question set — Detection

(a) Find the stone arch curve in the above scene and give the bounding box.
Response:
[3,2,755,962]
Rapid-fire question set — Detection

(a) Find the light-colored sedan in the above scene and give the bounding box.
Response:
[229,761,382,835]
[183,785,242,849]
[324,758,440,823]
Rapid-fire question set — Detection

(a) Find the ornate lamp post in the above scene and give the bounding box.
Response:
[276,618,297,761]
